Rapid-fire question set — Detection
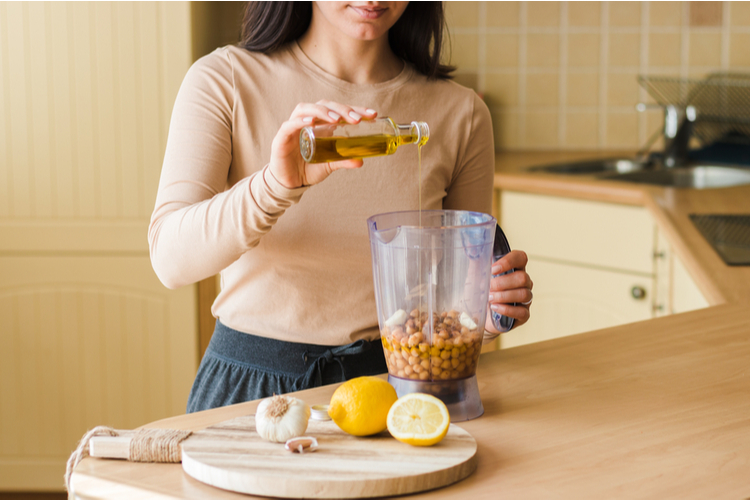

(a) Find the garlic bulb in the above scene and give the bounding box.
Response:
[255,395,311,443]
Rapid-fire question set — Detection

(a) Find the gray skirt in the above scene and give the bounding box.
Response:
[186,320,387,413]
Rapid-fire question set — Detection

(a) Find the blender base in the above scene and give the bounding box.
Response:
[388,374,484,422]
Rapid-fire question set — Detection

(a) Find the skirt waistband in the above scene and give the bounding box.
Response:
[206,321,385,387]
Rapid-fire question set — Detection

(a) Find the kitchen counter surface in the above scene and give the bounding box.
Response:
[69,151,750,499]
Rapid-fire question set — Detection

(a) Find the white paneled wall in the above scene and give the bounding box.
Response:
[0,2,198,490]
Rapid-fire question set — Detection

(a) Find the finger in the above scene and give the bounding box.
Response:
[489,271,533,292]
[290,103,346,124]
[491,250,528,275]
[488,288,533,305]
[328,158,364,171]
[315,100,372,124]
[490,303,531,322]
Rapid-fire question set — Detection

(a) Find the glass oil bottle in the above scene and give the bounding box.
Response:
[299,117,429,163]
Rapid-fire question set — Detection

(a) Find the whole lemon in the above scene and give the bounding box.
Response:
[328,376,398,436]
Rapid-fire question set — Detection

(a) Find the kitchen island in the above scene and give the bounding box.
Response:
[69,152,750,499]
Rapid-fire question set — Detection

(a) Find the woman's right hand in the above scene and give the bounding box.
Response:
[269,100,377,189]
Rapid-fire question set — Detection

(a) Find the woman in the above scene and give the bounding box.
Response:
[148,1,533,413]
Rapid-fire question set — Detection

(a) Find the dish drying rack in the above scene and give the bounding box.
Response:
[639,73,750,146]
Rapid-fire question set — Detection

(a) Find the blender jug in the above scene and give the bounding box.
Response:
[368,210,509,421]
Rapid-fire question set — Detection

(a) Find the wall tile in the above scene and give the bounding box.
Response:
[445,1,479,29]
[649,33,682,67]
[606,112,639,148]
[485,73,519,107]
[526,73,560,106]
[455,0,745,150]
[568,2,601,27]
[609,33,641,67]
[689,32,722,67]
[650,1,683,27]
[486,34,519,68]
[449,33,479,68]
[729,33,750,67]
[608,72,640,106]
[689,2,723,27]
[565,113,600,148]
[568,34,600,67]
[609,2,642,27]
[492,110,520,149]
[527,1,560,27]
[567,73,599,106]
[729,1,750,27]
[527,33,560,67]
[486,1,520,27]
[525,111,560,148]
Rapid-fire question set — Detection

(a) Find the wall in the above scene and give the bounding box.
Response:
[0,2,197,490]
[445,1,750,150]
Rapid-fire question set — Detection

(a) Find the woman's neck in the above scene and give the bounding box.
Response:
[297,23,403,85]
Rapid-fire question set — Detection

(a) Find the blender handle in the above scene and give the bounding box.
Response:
[491,224,516,333]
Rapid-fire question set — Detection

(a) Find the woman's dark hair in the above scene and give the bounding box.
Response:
[240,1,455,80]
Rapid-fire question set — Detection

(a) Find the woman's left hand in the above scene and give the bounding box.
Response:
[485,250,533,334]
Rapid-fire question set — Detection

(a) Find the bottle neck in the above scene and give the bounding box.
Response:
[396,121,430,146]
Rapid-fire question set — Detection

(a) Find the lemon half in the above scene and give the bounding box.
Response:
[386,393,451,446]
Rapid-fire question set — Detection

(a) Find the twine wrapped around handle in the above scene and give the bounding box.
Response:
[65,426,192,492]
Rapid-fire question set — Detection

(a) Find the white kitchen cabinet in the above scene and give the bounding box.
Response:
[497,191,708,349]
[671,248,710,314]
[0,2,197,490]
[500,258,653,348]
[499,191,657,348]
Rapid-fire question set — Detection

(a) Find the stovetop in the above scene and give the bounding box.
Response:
[690,214,750,266]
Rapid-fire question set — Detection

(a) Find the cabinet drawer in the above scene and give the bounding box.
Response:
[501,191,655,274]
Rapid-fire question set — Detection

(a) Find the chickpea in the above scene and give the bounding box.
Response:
[432,366,442,376]
[431,356,442,367]
[451,348,460,359]
[410,308,420,318]
[440,360,451,370]
[420,359,431,370]
[419,371,430,380]
[406,326,416,335]
[440,370,451,380]
[408,355,419,366]
[409,373,420,380]
[451,358,460,369]
[397,369,406,378]
[435,338,445,350]
[404,365,414,376]
[440,350,451,360]
[396,359,406,369]
[419,343,429,353]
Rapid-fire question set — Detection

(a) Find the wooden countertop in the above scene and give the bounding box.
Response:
[70,151,750,499]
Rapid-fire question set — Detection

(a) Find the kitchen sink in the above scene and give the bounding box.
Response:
[527,157,650,175]
[605,165,750,189]
[527,157,750,189]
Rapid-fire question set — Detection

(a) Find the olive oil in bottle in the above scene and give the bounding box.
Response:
[299,117,429,163]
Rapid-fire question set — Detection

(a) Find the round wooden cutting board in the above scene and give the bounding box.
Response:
[181,415,477,499]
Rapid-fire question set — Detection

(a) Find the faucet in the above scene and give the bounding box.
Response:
[635,103,697,167]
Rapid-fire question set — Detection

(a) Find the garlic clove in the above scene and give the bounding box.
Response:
[459,312,478,330]
[385,309,408,327]
[285,436,318,454]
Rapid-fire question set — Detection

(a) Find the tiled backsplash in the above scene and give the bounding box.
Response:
[445,1,750,151]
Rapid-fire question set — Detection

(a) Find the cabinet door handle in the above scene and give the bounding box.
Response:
[631,286,647,300]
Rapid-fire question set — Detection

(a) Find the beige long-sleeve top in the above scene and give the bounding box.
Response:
[148,43,495,346]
